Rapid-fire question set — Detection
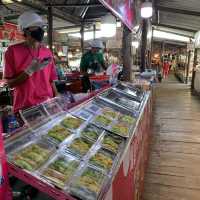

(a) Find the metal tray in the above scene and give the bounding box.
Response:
[114,82,145,102]
[8,138,56,172]
[38,153,80,189]
[88,148,117,174]
[69,165,108,200]
[99,89,141,112]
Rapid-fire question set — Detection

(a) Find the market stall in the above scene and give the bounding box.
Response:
[3,82,152,200]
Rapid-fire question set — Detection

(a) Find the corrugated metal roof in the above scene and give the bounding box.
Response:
[155,0,200,33]
[0,0,109,28]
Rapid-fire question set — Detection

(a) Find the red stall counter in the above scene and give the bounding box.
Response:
[0,120,12,200]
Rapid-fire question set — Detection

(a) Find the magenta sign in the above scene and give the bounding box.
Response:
[99,0,135,30]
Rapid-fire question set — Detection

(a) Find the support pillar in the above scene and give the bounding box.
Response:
[191,48,197,90]
[93,24,96,39]
[80,23,84,54]
[186,50,191,84]
[140,19,147,72]
[47,6,53,51]
[122,25,132,81]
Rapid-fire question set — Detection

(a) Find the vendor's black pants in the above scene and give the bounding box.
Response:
[81,75,92,93]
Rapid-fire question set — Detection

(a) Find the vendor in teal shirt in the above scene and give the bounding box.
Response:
[80,40,106,74]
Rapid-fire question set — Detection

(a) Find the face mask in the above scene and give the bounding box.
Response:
[29,27,44,42]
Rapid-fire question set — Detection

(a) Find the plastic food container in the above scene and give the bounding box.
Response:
[102,132,125,154]
[66,137,94,158]
[44,124,73,145]
[84,103,102,114]
[118,114,136,125]
[9,139,55,172]
[69,166,107,200]
[101,107,120,120]
[61,115,84,130]
[39,154,80,189]
[80,125,103,142]
[110,122,130,137]
[71,109,95,121]
[93,115,112,128]
[89,148,116,173]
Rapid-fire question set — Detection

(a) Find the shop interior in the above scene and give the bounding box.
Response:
[1,0,200,200]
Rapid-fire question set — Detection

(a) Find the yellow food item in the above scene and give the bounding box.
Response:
[111,123,129,136]
[90,152,113,170]
[13,144,50,171]
[76,168,104,194]
[48,125,71,142]
[102,108,118,119]
[61,117,83,129]
[102,136,121,153]
[94,115,112,126]
[69,138,92,156]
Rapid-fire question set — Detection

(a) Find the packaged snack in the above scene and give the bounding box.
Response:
[61,116,84,129]
[102,133,124,153]
[70,166,106,200]
[101,108,119,119]
[93,115,112,127]
[41,155,79,188]
[89,149,115,172]
[81,125,102,142]
[111,123,129,137]
[47,125,72,143]
[67,137,93,157]
[12,142,53,171]
[118,114,136,125]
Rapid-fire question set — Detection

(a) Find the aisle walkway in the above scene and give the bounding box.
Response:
[143,75,200,200]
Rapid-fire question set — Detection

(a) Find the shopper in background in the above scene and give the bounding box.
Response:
[3,11,58,114]
[162,60,170,79]
[80,39,106,92]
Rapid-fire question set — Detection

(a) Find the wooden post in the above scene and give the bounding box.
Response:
[47,6,53,51]
[80,22,84,54]
[140,19,147,72]
[93,24,96,39]
[185,50,191,84]
[191,48,197,90]
[122,25,132,81]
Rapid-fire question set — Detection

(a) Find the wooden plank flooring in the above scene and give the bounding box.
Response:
[143,75,200,200]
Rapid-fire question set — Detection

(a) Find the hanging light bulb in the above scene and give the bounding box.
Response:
[141,2,153,18]
[101,14,116,38]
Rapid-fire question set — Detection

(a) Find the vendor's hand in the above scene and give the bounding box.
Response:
[25,58,52,76]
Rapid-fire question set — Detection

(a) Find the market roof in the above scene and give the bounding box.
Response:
[154,0,200,35]
[0,0,110,29]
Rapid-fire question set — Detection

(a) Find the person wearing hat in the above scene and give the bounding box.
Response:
[3,11,58,114]
[80,39,106,92]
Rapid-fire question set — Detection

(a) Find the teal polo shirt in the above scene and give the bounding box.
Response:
[80,51,104,73]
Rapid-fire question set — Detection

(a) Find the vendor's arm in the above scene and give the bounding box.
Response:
[99,53,107,70]
[5,72,29,88]
[50,60,59,96]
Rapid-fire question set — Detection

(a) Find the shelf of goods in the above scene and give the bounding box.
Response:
[4,82,152,200]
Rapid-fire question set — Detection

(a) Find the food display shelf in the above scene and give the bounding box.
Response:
[113,82,145,102]
[5,85,152,200]
[98,89,142,114]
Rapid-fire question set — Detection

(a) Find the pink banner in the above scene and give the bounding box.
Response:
[99,0,135,30]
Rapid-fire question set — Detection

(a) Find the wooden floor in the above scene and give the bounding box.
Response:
[143,75,200,200]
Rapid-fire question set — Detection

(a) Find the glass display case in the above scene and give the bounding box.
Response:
[5,84,148,200]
